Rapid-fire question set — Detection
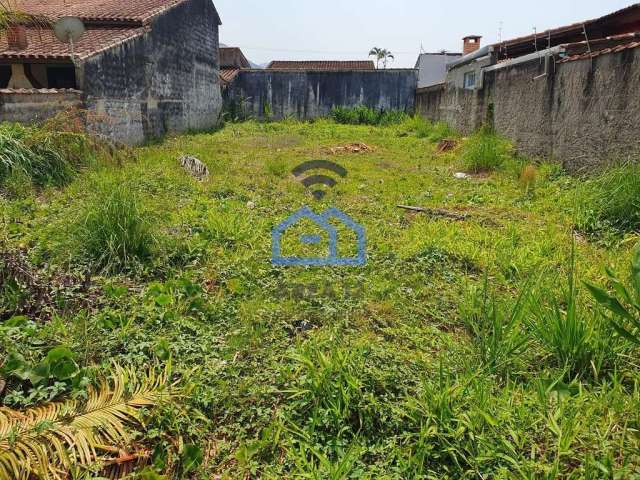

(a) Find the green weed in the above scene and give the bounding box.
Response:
[576,163,640,235]
[460,127,511,173]
[74,177,155,273]
[529,253,619,379]
[330,106,408,126]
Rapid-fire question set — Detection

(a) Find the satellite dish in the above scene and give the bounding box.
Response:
[54,17,85,61]
[54,17,86,44]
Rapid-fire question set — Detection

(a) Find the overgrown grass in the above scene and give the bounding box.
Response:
[460,127,512,173]
[576,162,640,235]
[331,105,408,126]
[0,121,96,191]
[73,176,156,273]
[2,119,640,478]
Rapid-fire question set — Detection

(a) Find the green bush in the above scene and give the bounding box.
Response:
[75,178,155,273]
[330,106,408,126]
[460,127,511,173]
[576,163,640,235]
[0,122,94,188]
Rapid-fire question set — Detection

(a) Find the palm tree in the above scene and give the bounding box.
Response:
[369,47,395,69]
[0,0,49,32]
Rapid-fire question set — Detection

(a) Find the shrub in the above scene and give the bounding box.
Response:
[75,177,155,273]
[330,106,408,126]
[576,163,640,235]
[460,127,511,173]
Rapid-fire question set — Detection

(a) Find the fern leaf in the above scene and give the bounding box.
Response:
[0,364,175,480]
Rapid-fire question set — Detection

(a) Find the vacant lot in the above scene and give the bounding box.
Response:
[2,119,640,478]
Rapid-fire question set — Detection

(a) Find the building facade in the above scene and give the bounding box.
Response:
[0,0,223,145]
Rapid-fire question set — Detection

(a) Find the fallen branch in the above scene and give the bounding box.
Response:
[397,205,469,221]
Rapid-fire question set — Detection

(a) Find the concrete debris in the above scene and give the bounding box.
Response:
[179,154,209,180]
[328,142,374,154]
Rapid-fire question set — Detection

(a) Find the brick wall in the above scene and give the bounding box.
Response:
[226,69,417,120]
[416,47,640,172]
[81,0,222,144]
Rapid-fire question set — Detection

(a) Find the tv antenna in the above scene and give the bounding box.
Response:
[54,17,86,62]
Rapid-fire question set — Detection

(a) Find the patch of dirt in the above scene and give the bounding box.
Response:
[326,142,375,154]
[436,139,458,153]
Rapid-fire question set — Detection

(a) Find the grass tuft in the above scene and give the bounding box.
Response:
[74,177,155,273]
[460,127,511,173]
[576,163,640,235]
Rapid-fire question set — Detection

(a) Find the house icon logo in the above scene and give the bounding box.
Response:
[272,207,366,266]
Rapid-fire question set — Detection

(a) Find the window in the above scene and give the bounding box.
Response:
[464,71,476,90]
[46,66,76,89]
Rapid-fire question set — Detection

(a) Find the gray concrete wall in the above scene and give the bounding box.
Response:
[226,69,417,120]
[416,53,461,88]
[0,90,82,123]
[416,47,640,172]
[81,0,222,144]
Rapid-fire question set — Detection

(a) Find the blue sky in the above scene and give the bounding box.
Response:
[214,0,634,67]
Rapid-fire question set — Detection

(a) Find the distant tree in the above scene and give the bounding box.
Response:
[0,0,49,32]
[369,47,395,69]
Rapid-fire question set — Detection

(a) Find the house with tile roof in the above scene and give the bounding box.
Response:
[219,46,251,87]
[0,0,223,144]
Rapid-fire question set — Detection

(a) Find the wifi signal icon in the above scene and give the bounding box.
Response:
[292,160,347,200]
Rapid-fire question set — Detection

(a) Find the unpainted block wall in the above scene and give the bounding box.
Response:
[81,0,222,144]
[0,90,82,123]
[226,69,417,120]
[416,47,640,171]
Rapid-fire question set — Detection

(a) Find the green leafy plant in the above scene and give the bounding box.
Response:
[0,0,49,32]
[461,277,530,378]
[0,364,175,480]
[460,127,511,173]
[330,106,408,126]
[585,244,640,346]
[529,252,619,379]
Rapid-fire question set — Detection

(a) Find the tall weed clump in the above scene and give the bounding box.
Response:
[330,106,408,126]
[460,127,511,173]
[0,120,95,189]
[576,163,640,235]
[75,177,155,273]
[529,254,620,379]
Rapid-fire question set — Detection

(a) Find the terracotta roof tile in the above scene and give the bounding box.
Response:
[558,40,640,63]
[16,0,191,24]
[220,67,240,84]
[267,60,375,71]
[0,26,145,60]
[494,3,640,52]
